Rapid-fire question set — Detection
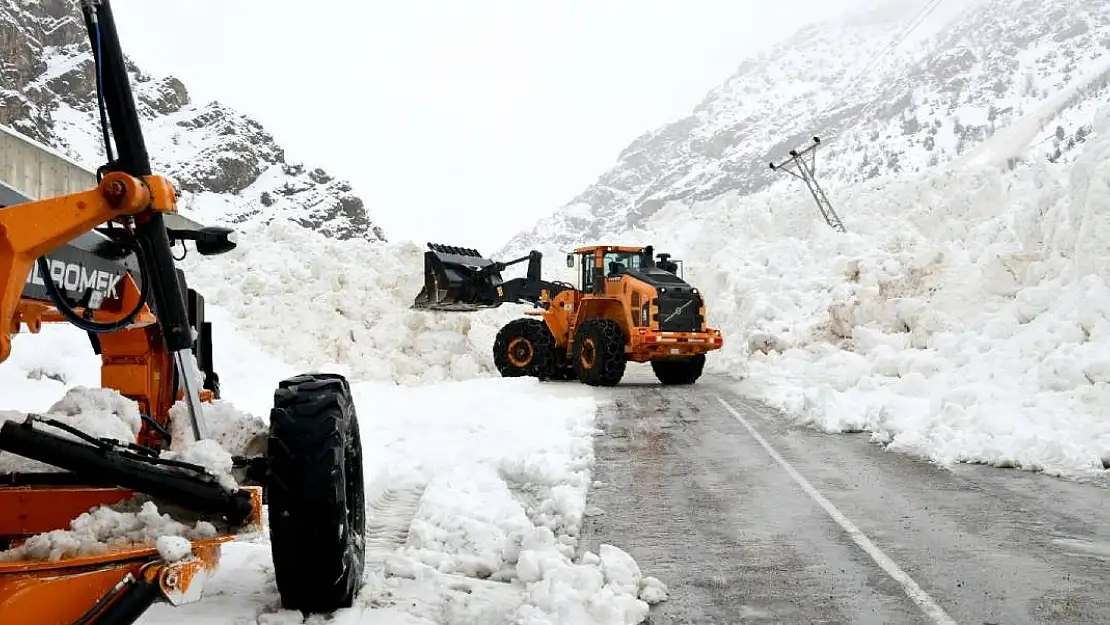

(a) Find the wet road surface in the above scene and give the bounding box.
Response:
[575,366,1110,625]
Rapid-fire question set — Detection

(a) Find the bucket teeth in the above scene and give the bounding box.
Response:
[427,242,481,258]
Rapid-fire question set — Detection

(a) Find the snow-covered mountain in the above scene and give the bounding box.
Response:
[0,0,384,241]
[501,0,1110,255]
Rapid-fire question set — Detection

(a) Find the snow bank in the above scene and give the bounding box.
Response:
[629,102,1110,479]
[353,378,663,623]
[176,220,520,385]
[2,325,103,413]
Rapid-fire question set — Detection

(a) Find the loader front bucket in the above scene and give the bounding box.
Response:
[412,243,504,311]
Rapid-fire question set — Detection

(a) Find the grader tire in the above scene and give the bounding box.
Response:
[651,354,706,385]
[574,319,626,386]
[266,373,366,614]
[493,318,557,379]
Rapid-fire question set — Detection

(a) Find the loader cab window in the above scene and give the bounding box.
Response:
[580,253,596,293]
[604,251,642,278]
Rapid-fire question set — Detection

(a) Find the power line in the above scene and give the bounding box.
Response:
[766,0,946,232]
[811,0,946,130]
[831,0,946,135]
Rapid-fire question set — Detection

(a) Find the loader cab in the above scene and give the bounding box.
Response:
[569,245,653,294]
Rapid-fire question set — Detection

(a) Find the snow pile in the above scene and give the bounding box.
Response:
[167,399,268,460]
[3,323,121,413]
[162,398,271,491]
[161,437,238,491]
[175,219,519,385]
[0,387,141,473]
[352,378,663,623]
[515,532,666,624]
[624,103,1110,479]
[0,499,217,563]
[156,535,195,563]
[0,354,260,488]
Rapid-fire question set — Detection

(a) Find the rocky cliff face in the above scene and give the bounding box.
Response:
[501,0,1110,255]
[0,0,384,241]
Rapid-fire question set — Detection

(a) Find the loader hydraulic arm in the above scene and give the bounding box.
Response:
[488,251,573,308]
[476,252,538,280]
[412,244,576,311]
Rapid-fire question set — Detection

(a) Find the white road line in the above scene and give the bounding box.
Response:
[714,395,959,625]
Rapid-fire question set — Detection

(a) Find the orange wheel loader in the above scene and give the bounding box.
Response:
[412,243,724,386]
[0,2,364,622]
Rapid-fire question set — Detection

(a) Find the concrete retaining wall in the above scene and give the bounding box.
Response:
[0,123,202,230]
[0,124,96,200]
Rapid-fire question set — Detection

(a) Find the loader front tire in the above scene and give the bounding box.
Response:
[266,373,365,614]
[651,354,705,385]
[494,318,557,379]
[574,319,626,386]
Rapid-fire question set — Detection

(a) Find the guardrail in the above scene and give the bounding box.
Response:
[0,123,203,231]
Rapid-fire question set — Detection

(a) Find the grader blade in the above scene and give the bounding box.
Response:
[411,243,504,311]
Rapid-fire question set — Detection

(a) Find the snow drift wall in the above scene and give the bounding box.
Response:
[619,103,1110,478]
[177,220,520,385]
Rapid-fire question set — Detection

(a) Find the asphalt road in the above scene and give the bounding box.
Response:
[575,365,1110,625]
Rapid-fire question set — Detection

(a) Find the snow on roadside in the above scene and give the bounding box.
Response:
[340,377,663,624]
[623,103,1110,480]
[2,325,102,412]
[175,220,519,386]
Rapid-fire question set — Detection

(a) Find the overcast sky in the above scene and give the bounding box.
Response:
[111,0,869,250]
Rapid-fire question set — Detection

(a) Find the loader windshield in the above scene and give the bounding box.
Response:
[579,249,646,292]
[603,251,642,277]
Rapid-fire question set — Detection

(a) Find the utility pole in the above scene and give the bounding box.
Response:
[769,136,846,233]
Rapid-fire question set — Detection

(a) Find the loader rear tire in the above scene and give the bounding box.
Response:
[266,373,365,614]
[574,319,626,386]
[651,354,705,385]
[494,318,557,379]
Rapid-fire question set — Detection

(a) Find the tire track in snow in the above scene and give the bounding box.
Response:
[351,478,430,615]
[363,478,428,575]
[355,477,524,624]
